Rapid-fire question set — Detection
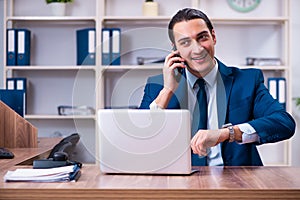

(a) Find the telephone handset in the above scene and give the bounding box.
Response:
[172,46,184,82]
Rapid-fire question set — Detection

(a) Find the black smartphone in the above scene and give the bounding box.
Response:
[173,54,183,82]
[172,47,184,82]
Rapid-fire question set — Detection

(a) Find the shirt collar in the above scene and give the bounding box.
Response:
[186,59,218,88]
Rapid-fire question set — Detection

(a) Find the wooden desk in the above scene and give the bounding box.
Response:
[0,137,61,171]
[1,165,300,200]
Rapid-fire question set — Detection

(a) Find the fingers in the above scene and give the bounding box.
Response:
[164,51,186,70]
[190,130,206,155]
[191,129,222,156]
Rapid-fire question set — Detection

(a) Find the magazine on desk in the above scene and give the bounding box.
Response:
[3,165,81,182]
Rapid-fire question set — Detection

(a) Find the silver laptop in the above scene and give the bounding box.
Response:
[98,109,192,174]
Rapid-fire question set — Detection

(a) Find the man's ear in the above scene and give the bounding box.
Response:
[211,29,217,45]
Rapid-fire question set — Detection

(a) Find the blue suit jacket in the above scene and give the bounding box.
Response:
[139,59,295,166]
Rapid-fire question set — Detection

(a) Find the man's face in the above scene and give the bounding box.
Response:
[173,18,216,77]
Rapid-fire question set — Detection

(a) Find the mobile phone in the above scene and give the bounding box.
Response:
[174,54,183,82]
[172,47,184,82]
[173,54,183,82]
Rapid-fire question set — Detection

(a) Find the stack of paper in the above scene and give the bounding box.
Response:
[4,165,81,182]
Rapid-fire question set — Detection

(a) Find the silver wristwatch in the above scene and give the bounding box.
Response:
[222,123,235,142]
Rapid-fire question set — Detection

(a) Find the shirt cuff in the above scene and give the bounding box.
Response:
[149,101,163,110]
[237,123,260,144]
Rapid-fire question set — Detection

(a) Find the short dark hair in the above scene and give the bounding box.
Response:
[168,8,214,44]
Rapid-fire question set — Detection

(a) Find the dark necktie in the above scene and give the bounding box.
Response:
[191,78,208,166]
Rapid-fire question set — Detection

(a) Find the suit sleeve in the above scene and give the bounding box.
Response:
[139,75,164,109]
[247,70,295,144]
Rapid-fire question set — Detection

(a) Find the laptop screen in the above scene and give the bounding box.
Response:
[98,109,192,174]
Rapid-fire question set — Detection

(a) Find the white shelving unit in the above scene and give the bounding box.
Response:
[3,0,292,165]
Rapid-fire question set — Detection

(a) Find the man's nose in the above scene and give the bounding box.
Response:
[191,41,204,53]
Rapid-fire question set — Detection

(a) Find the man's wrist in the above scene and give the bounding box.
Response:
[221,124,243,143]
[222,123,234,142]
[233,126,243,142]
[155,88,173,108]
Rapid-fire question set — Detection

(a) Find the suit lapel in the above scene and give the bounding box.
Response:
[173,72,189,109]
[216,59,234,128]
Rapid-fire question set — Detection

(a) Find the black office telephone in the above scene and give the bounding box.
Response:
[33,133,82,169]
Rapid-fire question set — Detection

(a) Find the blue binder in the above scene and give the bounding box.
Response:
[111,28,121,65]
[268,77,286,110]
[76,28,96,65]
[0,90,25,117]
[6,29,17,66]
[17,29,31,66]
[101,28,111,66]
[6,77,27,92]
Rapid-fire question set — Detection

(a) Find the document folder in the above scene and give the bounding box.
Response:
[101,28,111,66]
[6,77,27,114]
[6,77,27,92]
[111,28,121,65]
[268,77,286,110]
[6,29,17,66]
[76,28,96,65]
[0,90,25,117]
[17,29,31,66]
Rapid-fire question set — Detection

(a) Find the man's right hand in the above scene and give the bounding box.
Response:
[154,51,186,108]
[162,51,186,92]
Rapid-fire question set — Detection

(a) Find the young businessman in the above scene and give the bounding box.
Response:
[139,8,295,166]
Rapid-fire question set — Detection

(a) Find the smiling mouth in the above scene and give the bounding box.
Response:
[191,53,208,62]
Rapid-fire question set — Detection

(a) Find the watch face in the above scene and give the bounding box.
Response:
[227,0,261,13]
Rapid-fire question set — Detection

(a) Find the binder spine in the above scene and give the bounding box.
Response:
[6,77,27,115]
[6,29,17,66]
[76,28,96,65]
[101,28,111,66]
[268,77,286,110]
[17,29,31,66]
[111,28,121,65]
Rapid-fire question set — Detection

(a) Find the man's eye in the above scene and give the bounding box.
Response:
[198,35,209,42]
[180,40,190,46]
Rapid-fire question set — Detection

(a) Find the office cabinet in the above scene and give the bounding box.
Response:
[3,0,292,165]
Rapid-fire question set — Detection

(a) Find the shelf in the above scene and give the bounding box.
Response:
[103,16,171,25]
[239,65,288,71]
[100,65,287,71]
[25,114,96,120]
[211,17,289,24]
[5,66,96,71]
[103,16,171,21]
[103,16,288,25]
[101,65,163,71]
[6,16,96,22]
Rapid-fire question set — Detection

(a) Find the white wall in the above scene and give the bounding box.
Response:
[290,0,300,166]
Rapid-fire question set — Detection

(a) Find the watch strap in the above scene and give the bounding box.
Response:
[222,123,235,142]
